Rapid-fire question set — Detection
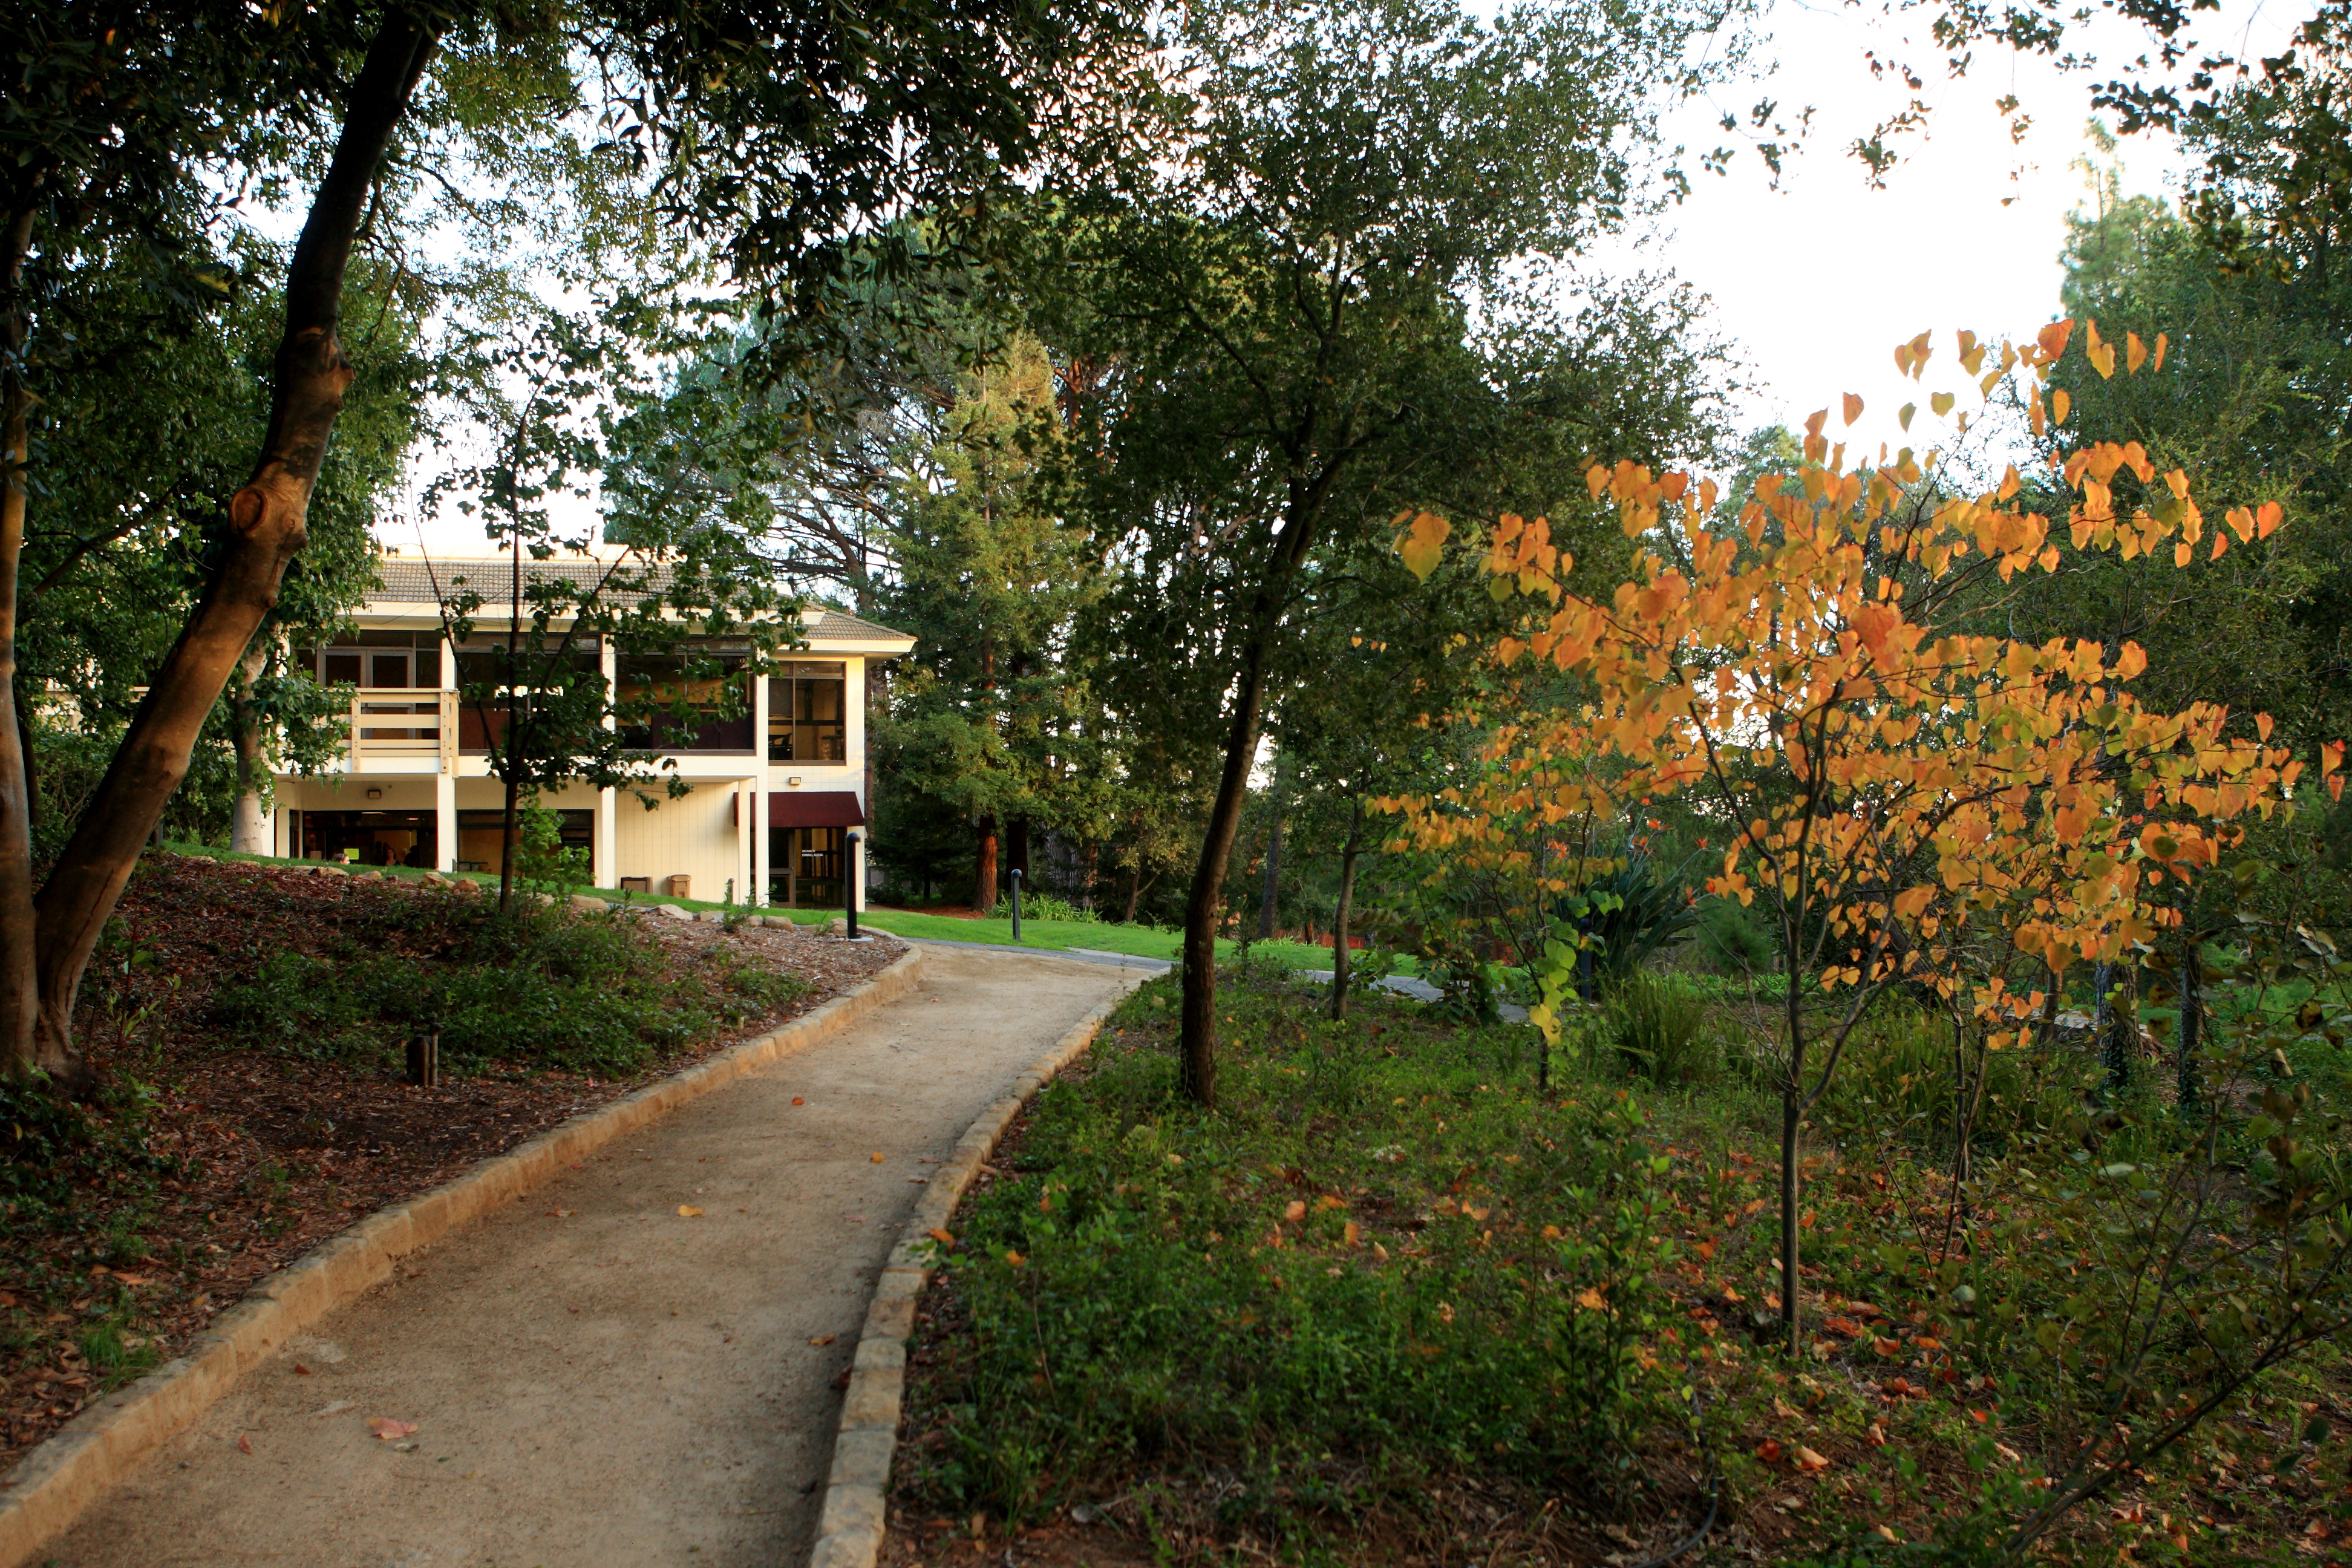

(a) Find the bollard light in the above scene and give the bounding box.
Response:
[1010,867,1022,942]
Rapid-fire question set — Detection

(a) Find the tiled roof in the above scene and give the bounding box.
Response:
[806,609,912,642]
[371,557,655,604]
[367,558,912,647]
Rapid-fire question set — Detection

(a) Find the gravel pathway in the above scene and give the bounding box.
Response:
[47,948,1136,1568]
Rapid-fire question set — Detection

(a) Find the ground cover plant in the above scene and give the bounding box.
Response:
[0,851,893,1477]
[892,941,2352,1566]
[894,962,1712,1565]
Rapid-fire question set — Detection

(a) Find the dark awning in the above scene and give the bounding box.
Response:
[766,790,866,829]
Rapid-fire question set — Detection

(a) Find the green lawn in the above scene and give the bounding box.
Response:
[162,841,1373,974]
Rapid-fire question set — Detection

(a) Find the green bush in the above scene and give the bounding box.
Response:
[901,970,1684,1535]
[211,900,805,1077]
[1603,970,1715,1085]
[1814,1001,2088,1153]
[990,890,1096,923]
[1694,894,1775,975]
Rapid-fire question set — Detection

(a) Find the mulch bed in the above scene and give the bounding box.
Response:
[0,852,904,1480]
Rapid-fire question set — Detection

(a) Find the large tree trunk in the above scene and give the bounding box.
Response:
[22,17,440,1077]
[0,207,39,1079]
[1008,815,1030,886]
[1329,800,1362,1022]
[974,814,999,913]
[230,640,272,855]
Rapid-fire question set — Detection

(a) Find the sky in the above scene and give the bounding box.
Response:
[1596,0,2299,463]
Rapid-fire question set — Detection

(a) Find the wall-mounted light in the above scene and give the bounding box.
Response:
[787,776,803,787]
[365,788,384,801]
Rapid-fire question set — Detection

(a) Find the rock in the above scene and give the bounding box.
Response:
[696,909,726,924]
[313,865,347,877]
[528,891,557,906]
[450,877,482,895]
[824,916,852,938]
[185,854,216,864]
[658,904,694,920]
[571,893,607,911]
[420,871,449,885]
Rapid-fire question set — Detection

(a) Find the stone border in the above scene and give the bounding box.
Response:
[0,946,927,1568]
[807,977,1146,1568]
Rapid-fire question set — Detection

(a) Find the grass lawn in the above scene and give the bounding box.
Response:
[885,962,2352,1567]
[170,840,1378,975]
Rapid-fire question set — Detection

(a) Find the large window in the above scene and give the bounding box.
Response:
[297,631,441,690]
[618,651,753,753]
[455,809,593,876]
[455,641,604,755]
[769,825,845,906]
[768,663,846,763]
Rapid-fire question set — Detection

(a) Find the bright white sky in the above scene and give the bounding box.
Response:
[388,0,2301,554]
[1604,0,2299,463]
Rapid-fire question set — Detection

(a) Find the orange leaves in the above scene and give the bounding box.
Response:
[1394,334,2338,1048]
[1892,330,1933,379]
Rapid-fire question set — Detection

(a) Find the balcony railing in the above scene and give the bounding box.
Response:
[348,689,457,773]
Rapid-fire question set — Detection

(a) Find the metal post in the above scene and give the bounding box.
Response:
[1010,867,1022,942]
[845,831,860,939]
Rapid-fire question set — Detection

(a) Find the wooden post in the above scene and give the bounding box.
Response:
[405,1029,439,1086]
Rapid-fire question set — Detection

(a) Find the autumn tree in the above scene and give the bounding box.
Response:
[1394,321,2339,1355]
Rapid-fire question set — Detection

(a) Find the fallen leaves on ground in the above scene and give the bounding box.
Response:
[368,1417,417,1440]
[678,1206,704,1217]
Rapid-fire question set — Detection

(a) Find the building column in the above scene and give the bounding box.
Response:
[736,782,753,909]
[751,667,770,906]
[595,786,617,889]
[434,772,457,874]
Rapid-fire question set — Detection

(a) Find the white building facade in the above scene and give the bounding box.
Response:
[264,558,915,910]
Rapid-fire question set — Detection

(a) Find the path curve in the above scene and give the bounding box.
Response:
[50,947,1132,1568]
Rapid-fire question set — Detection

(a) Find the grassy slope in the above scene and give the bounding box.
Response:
[173,840,1367,975]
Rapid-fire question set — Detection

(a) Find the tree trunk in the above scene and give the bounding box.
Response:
[0,207,39,1079]
[1258,812,1282,940]
[24,16,440,1078]
[230,640,272,855]
[1779,1085,1803,1355]
[13,672,35,834]
[1178,642,1275,1109]
[1008,815,1029,885]
[1330,802,1362,1022]
[975,814,999,913]
[1123,864,1142,924]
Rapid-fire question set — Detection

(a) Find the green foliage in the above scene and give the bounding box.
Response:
[990,890,1095,923]
[901,969,1685,1535]
[1602,971,1716,1085]
[513,800,592,892]
[1694,894,1775,975]
[209,897,803,1077]
[1816,1003,2092,1154]
[1570,849,1702,982]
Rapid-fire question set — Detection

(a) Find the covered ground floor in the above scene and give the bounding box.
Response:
[269,773,872,910]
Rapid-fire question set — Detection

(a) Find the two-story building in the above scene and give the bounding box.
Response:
[264,557,914,909]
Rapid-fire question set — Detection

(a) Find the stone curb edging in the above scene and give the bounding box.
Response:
[0,946,927,1568]
[806,975,1148,1568]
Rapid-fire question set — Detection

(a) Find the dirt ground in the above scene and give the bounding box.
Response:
[42,946,1135,1568]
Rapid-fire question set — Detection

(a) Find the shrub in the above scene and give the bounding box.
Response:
[210,900,805,1077]
[1602,970,1714,1085]
[990,890,1096,923]
[901,970,1685,1535]
[1694,894,1775,975]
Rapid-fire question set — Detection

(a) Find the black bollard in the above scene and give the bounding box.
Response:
[845,831,860,940]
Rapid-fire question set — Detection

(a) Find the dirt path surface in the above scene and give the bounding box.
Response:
[47,947,1137,1568]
